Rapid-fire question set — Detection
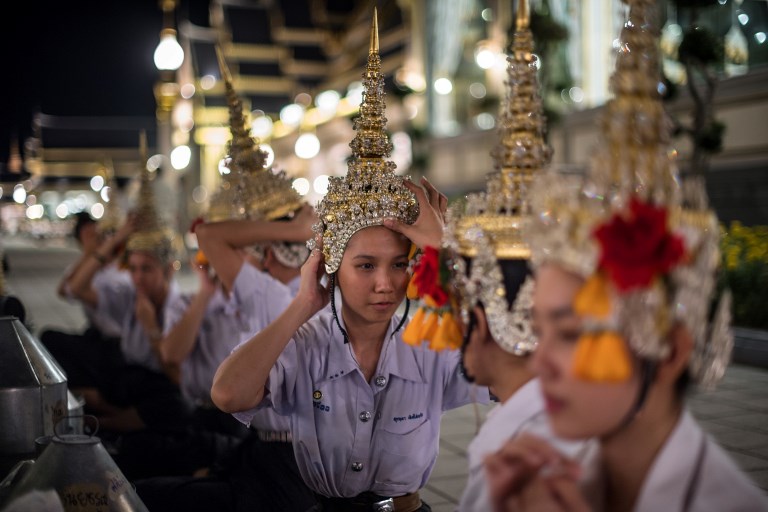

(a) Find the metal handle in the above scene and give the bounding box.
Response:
[53,414,99,439]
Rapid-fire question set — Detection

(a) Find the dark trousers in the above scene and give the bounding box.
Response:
[41,327,192,432]
[135,432,317,512]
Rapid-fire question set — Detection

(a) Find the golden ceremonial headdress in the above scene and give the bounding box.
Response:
[126,131,177,264]
[309,8,419,274]
[96,159,124,236]
[526,0,731,387]
[404,0,547,354]
[210,47,303,222]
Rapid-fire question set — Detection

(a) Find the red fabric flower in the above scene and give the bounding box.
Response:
[189,217,205,234]
[594,197,686,292]
[412,246,449,307]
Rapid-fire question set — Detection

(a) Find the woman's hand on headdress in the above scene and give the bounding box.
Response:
[297,237,330,318]
[383,177,446,249]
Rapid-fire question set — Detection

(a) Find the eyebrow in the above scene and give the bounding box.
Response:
[351,253,409,261]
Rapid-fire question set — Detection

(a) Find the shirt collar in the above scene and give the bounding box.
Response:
[634,409,704,511]
[325,312,424,383]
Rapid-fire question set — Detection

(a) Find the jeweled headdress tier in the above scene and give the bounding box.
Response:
[126,131,176,263]
[310,8,418,274]
[526,0,731,387]
[405,0,546,355]
[211,47,303,222]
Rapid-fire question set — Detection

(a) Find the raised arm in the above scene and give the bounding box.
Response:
[158,262,217,368]
[68,217,134,308]
[196,204,316,292]
[211,245,328,413]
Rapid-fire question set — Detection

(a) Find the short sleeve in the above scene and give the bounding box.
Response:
[232,264,293,326]
[94,279,133,329]
[440,350,491,411]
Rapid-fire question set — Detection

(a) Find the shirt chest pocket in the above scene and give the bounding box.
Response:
[373,418,435,492]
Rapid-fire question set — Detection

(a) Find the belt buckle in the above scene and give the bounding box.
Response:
[372,498,394,512]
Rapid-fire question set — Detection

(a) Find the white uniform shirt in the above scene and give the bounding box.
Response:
[95,279,188,371]
[228,263,294,432]
[258,310,490,498]
[585,409,768,511]
[61,262,129,338]
[162,287,249,403]
[459,379,596,512]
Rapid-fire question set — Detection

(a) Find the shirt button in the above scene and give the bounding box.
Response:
[359,411,372,422]
[374,375,387,387]
[351,461,364,472]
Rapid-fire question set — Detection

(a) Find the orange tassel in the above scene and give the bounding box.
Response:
[421,311,439,342]
[574,273,612,319]
[195,250,209,266]
[430,315,451,351]
[443,313,464,350]
[406,275,420,300]
[408,243,419,261]
[423,295,439,309]
[573,331,632,382]
[402,307,426,345]
[430,312,463,351]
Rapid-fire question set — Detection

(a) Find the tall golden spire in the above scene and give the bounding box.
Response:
[433,0,547,356]
[211,46,302,221]
[526,0,731,387]
[126,131,175,261]
[310,8,418,273]
[348,7,393,161]
[451,0,551,259]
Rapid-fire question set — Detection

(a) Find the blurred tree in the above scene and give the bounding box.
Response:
[665,0,727,175]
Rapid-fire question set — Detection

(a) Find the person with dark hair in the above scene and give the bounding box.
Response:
[134,47,318,511]
[390,5,593,510]
[484,2,767,510]
[41,212,129,354]
[211,13,488,511]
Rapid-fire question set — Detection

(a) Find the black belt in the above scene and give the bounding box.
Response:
[248,426,292,443]
[316,491,421,512]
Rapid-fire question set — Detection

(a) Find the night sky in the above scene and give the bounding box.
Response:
[1,0,210,165]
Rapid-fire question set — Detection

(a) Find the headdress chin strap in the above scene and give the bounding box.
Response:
[329,273,410,345]
[459,312,477,384]
[605,360,657,437]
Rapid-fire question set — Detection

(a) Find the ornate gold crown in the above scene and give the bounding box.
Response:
[126,131,177,263]
[96,159,124,235]
[439,0,548,356]
[309,8,418,274]
[525,0,731,387]
[209,47,303,222]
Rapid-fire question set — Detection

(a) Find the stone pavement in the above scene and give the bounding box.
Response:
[2,237,767,511]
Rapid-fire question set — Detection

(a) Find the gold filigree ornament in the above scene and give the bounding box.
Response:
[307,8,418,274]
[126,131,177,264]
[525,0,732,388]
[201,47,307,268]
[209,46,303,223]
[430,0,547,356]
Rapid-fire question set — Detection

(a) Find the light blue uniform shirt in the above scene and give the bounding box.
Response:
[62,262,130,338]
[163,287,247,403]
[259,310,490,498]
[95,279,188,372]
[228,263,294,432]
